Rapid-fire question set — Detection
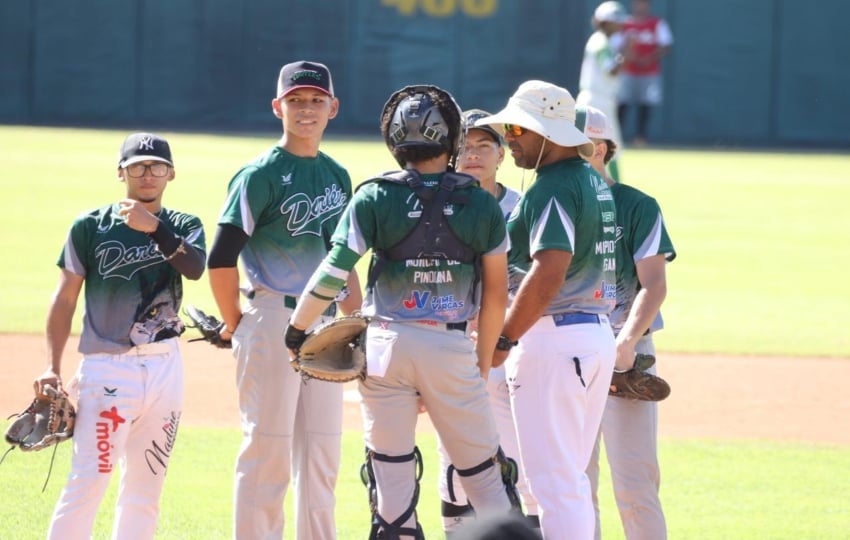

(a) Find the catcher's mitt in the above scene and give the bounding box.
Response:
[184,305,231,348]
[291,315,369,383]
[609,353,671,401]
[4,384,76,452]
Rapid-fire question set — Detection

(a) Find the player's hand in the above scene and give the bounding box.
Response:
[117,199,159,233]
[614,341,638,372]
[492,349,510,369]
[34,368,61,398]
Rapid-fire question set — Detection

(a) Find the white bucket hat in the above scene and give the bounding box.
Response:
[475,80,594,159]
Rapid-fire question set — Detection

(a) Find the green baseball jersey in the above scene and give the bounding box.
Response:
[332,172,508,322]
[507,157,616,315]
[217,146,352,295]
[609,182,676,332]
[59,203,205,354]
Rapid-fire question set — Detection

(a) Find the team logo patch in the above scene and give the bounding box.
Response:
[280,185,347,237]
[138,135,155,151]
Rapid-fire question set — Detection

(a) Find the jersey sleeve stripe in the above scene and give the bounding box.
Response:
[530,198,575,254]
[62,232,86,276]
[634,213,664,261]
[237,183,255,236]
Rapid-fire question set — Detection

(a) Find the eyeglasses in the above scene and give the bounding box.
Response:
[125,163,170,178]
[503,124,527,137]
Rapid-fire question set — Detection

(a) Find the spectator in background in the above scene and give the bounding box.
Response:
[618,0,673,147]
[578,1,627,182]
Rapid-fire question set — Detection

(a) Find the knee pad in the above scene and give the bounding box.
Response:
[361,447,425,540]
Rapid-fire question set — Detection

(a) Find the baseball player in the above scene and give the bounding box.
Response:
[434,109,535,534]
[476,80,617,539]
[618,0,674,146]
[34,132,206,539]
[205,60,362,539]
[575,105,676,540]
[284,85,520,539]
[578,1,627,182]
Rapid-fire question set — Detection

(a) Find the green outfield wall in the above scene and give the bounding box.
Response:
[1,0,847,147]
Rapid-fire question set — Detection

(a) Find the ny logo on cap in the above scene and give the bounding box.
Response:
[138,136,155,151]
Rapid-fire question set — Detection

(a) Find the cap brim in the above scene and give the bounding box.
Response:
[476,105,595,159]
[279,85,332,98]
[119,155,173,168]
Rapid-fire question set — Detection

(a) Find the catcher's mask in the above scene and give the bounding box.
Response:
[381,85,464,169]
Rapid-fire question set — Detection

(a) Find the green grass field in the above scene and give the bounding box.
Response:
[3,430,849,540]
[2,126,850,539]
[3,125,849,356]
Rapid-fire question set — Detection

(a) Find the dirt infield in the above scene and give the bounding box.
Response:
[3,334,848,446]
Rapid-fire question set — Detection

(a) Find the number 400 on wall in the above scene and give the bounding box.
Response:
[382,0,498,17]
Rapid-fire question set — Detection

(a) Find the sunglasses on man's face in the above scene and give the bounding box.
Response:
[503,124,527,137]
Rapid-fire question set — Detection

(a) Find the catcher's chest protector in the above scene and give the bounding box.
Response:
[364,170,479,290]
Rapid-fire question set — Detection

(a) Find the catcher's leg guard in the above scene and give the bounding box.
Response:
[441,501,475,536]
[360,447,425,539]
[455,447,523,514]
[442,464,475,534]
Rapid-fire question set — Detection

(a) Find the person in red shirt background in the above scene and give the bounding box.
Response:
[617,0,673,147]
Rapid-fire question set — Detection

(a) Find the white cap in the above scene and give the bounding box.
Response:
[474,80,594,159]
[575,105,617,141]
[594,1,626,23]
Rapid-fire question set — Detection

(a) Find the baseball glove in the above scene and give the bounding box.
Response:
[184,305,231,348]
[609,353,671,401]
[291,315,369,383]
[4,384,76,452]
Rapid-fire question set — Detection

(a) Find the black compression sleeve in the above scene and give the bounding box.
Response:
[148,220,181,255]
[207,224,249,268]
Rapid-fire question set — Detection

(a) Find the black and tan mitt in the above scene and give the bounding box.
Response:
[4,384,76,453]
[609,353,671,401]
[3,384,77,491]
[184,305,232,348]
[290,315,369,383]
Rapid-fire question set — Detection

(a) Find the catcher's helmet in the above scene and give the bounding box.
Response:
[381,85,464,168]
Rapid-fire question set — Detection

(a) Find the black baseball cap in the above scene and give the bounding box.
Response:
[276,61,334,98]
[118,133,173,168]
[463,109,502,144]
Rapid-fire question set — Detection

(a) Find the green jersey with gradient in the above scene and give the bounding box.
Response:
[610,183,676,332]
[217,146,351,295]
[507,157,616,315]
[332,172,508,322]
[59,204,205,354]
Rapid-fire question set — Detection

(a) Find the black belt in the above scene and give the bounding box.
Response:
[284,295,337,317]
